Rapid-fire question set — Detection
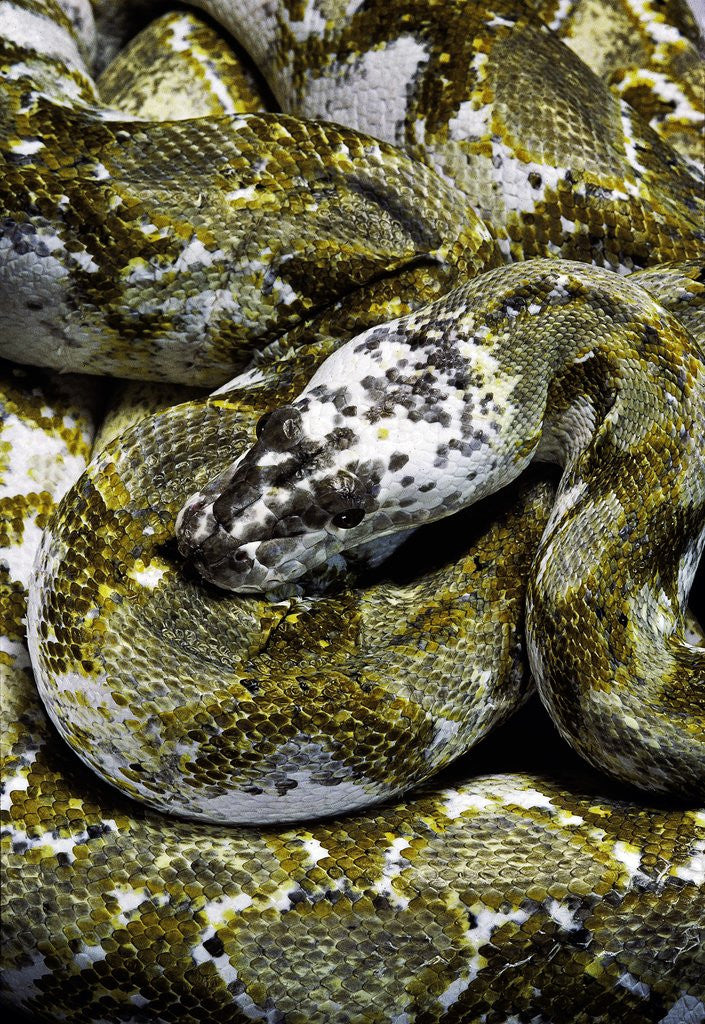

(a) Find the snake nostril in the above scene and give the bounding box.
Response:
[228,549,253,573]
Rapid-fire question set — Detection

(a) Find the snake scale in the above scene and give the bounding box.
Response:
[1,0,705,1021]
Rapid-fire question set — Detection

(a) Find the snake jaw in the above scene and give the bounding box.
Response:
[184,534,312,593]
[174,429,372,591]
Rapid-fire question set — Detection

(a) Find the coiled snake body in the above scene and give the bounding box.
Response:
[1,0,704,1021]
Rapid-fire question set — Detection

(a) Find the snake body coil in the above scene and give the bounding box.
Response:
[1,0,704,1021]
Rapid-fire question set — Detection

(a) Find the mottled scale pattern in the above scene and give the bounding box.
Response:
[190,0,704,265]
[527,0,705,174]
[1,360,703,1016]
[1,0,705,1021]
[89,7,264,456]
[630,259,705,344]
[96,9,267,120]
[0,102,495,383]
[0,0,497,383]
[173,260,704,800]
[28,394,556,823]
[3,662,705,1023]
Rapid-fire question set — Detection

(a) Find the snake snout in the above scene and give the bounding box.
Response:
[175,514,257,589]
[193,544,258,592]
[174,494,214,554]
[191,533,310,593]
[211,469,266,531]
[175,484,314,592]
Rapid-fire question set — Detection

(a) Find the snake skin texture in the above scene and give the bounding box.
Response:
[527,0,705,175]
[1,0,704,1022]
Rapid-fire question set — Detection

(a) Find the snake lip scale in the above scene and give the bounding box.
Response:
[2,0,705,1021]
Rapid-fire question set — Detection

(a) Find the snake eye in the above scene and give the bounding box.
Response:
[331,508,365,529]
[255,412,272,439]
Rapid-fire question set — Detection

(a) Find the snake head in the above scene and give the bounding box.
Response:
[175,312,509,593]
[175,400,392,592]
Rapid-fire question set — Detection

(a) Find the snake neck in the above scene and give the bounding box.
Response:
[520,270,705,797]
[439,258,705,796]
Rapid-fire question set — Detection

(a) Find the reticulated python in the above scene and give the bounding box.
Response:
[1,0,704,1021]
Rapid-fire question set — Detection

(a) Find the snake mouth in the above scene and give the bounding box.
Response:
[189,547,310,593]
[190,549,257,592]
[176,512,256,590]
[177,511,318,593]
[174,459,344,591]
